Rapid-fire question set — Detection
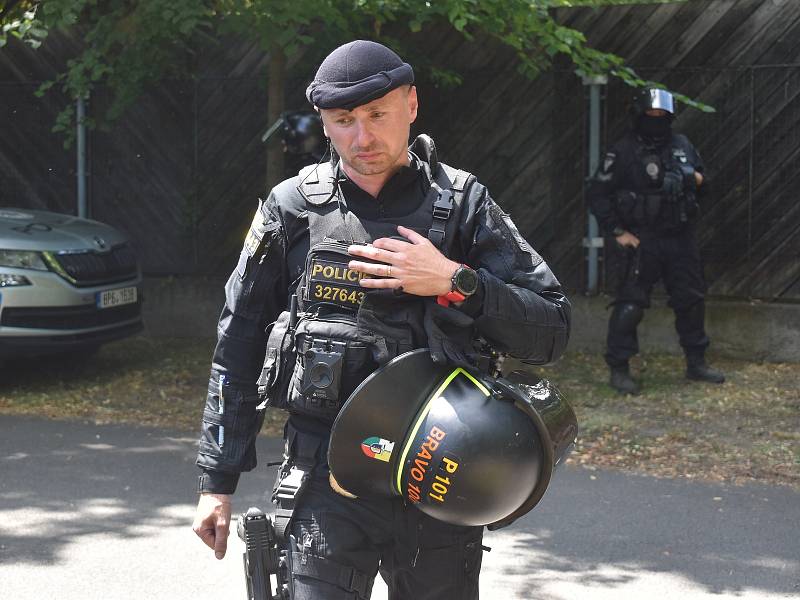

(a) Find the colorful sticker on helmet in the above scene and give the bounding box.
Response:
[361,437,395,462]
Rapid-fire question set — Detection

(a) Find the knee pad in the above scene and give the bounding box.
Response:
[611,303,644,332]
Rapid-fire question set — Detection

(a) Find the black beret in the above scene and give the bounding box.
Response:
[306,40,414,111]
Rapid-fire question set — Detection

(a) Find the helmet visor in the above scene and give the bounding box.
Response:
[648,89,675,114]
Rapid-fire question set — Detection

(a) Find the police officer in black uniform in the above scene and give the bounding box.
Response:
[588,88,725,395]
[192,40,571,599]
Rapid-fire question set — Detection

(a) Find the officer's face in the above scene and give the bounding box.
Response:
[645,109,669,118]
[320,86,418,179]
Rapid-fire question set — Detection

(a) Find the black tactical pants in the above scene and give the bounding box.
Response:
[605,229,710,368]
[285,469,484,599]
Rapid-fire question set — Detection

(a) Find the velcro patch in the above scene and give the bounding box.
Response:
[307,258,365,310]
[244,202,273,257]
[490,205,544,268]
[602,152,616,173]
[244,228,260,257]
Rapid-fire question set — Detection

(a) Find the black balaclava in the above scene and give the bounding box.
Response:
[636,114,672,142]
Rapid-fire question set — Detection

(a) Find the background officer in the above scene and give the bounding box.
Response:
[588,88,725,395]
[191,40,571,599]
[281,110,327,175]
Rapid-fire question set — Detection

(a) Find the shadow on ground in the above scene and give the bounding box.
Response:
[2,416,798,597]
[0,416,281,567]
[487,467,800,597]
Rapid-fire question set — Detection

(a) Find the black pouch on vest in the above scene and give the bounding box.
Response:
[288,312,377,421]
[301,239,371,313]
[257,310,296,410]
[265,238,388,420]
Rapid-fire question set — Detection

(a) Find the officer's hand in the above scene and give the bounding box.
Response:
[192,493,232,560]
[615,231,640,248]
[694,171,704,187]
[348,225,459,297]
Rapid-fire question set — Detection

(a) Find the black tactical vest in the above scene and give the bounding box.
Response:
[618,142,698,233]
[257,154,470,421]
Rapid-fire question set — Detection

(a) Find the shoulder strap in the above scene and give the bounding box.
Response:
[297,161,357,246]
[428,162,470,251]
[299,159,471,251]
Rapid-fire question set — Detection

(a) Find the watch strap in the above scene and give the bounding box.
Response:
[437,290,466,306]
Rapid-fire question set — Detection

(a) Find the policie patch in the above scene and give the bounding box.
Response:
[306,258,366,310]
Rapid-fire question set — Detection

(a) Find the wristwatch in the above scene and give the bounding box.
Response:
[437,264,479,306]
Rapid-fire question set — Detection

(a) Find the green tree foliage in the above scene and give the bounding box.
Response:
[0,1,48,48]
[1,0,709,146]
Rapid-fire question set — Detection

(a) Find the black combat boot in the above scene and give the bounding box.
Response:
[686,357,725,384]
[609,365,641,395]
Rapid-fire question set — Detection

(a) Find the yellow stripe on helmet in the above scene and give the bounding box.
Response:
[393,368,489,494]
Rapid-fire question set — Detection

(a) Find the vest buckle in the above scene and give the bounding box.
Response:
[432,189,454,220]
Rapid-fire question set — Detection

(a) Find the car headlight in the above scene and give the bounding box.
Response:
[0,250,49,271]
[0,273,32,287]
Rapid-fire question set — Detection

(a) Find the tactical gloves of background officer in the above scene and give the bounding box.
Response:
[661,163,698,198]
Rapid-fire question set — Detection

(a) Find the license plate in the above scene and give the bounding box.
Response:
[96,286,137,309]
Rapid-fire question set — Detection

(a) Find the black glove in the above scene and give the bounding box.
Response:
[678,164,697,192]
[357,293,426,365]
[661,169,684,197]
[423,301,476,368]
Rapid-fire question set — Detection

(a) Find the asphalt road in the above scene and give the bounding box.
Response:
[1,416,798,599]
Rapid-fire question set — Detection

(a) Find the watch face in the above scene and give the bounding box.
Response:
[454,267,478,295]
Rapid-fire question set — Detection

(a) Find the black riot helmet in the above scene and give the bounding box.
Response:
[632,89,675,142]
[631,88,676,118]
[282,110,326,159]
[328,349,578,530]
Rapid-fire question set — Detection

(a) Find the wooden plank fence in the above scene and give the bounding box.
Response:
[2,0,800,301]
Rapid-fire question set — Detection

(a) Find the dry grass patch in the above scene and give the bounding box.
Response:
[533,352,800,490]
[2,337,797,489]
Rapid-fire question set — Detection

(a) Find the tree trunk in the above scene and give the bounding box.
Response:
[266,43,286,193]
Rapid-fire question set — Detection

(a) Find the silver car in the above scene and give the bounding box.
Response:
[0,208,143,357]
